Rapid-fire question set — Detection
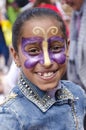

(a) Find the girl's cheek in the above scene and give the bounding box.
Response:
[24,55,40,68]
[50,52,66,64]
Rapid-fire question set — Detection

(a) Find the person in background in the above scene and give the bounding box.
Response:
[6,0,20,24]
[62,0,86,92]
[51,0,66,17]
[61,3,72,32]
[0,1,10,73]
[15,0,33,12]
[33,0,62,15]
[0,8,85,130]
[51,0,72,30]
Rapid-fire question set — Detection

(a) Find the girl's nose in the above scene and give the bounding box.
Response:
[42,41,52,67]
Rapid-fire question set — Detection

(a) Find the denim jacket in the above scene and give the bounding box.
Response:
[0,74,86,130]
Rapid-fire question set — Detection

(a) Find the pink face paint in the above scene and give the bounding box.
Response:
[22,36,66,69]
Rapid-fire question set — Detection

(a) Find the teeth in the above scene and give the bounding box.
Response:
[48,72,53,76]
[38,72,53,77]
[38,73,42,76]
[44,72,53,77]
[44,73,48,77]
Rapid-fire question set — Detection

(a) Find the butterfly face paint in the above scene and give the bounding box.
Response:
[21,26,66,69]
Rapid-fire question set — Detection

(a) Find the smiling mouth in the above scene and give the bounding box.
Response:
[36,70,57,80]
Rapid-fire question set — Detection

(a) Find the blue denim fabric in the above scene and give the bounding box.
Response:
[0,80,86,130]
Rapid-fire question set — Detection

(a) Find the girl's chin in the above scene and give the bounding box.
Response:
[37,84,57,91]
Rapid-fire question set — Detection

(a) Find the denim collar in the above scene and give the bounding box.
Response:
[18,73,75,112]
[20,72,47,98]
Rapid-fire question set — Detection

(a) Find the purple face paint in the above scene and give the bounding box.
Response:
[48,36,65,43]
[48,36,66,64]
[22,37,44,68]
[22,37,43,47]
[21,36,66,69]
[49,50,66,64]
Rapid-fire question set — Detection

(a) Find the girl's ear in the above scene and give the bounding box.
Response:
[10,46,21,67]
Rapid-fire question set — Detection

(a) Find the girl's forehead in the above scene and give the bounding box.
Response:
[21,18,63,38]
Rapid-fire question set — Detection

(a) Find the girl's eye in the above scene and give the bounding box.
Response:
[26,48,41,55]
[50,45,64,53]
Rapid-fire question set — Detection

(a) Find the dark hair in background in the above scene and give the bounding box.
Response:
[15,0,29,8]
[33,0,52,7]
[12,7,67,52]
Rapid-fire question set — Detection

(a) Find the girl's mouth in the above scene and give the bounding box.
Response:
[36,70,57,80]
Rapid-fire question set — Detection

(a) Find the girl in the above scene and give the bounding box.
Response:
[0,8,85,130]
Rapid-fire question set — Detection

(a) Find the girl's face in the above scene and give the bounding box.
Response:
[12,17,69,91]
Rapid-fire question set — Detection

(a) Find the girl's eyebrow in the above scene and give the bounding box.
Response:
[22,37,44,45]
[48,36,65,43]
